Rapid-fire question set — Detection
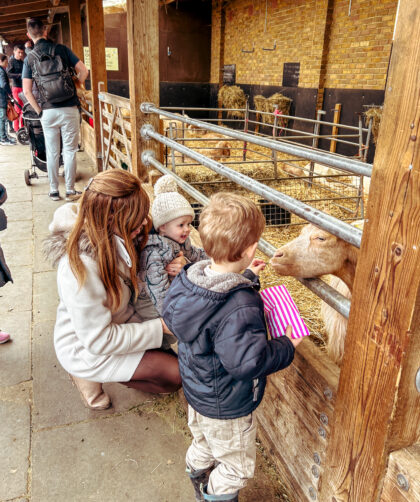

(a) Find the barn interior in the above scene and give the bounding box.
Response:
[0,1,419,502]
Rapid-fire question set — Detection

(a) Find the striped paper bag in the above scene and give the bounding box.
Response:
[260,285,310,339]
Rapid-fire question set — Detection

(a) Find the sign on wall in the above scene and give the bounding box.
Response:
[83,47,119,71]
[223,64,236,85]
[282,62,300,87]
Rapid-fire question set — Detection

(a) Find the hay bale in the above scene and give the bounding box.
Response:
[364,106,383,143]
[218,85,246,118]
[264,93,292,125]
[253,93,292,125]
[253,95,267,113]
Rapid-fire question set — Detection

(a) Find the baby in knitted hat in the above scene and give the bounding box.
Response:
[137,175,207,320]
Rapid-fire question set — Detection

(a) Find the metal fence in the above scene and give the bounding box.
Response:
[139,103,373,318]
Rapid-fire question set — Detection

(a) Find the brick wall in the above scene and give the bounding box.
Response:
[211,0,398,91]
[324,0,397,89]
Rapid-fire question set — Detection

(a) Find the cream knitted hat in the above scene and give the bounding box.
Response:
[152,175,195,229]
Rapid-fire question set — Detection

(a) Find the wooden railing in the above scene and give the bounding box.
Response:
[98,91,133,171]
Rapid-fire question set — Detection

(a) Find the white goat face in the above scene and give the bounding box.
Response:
[270,224,349,278]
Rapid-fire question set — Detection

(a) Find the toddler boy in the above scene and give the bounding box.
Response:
[163,192,301,501]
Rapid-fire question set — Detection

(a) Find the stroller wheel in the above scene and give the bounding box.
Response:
[24,169,31,186]
[17,128,29,145]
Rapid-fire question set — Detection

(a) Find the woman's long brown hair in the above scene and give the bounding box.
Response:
[67,169,151,312]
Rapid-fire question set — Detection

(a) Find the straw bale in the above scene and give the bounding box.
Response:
[264,93,292,125]
[218,85,246,118]
[253,95,267,114]
[364,106,383,143]
[252,93,291,125]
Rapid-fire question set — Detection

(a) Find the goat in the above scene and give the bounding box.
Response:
[270,223,360,364]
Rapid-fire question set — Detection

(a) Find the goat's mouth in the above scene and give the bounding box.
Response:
[270,259,297,275]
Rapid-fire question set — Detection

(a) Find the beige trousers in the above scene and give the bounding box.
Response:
[186,405,257,496]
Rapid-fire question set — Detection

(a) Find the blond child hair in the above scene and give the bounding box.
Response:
[198,192,265,263]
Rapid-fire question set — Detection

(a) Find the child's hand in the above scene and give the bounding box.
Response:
[249,259,266,275]
[165,251,187,276]
[285,325,303,348]
[160,319,173,335]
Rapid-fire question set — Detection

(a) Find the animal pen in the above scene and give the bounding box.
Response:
[77,1,420,501]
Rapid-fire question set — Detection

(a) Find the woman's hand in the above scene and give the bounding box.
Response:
[285,325,303,348]
[160,318,173,335]
[165,251,187,277]
[249,258,266,275]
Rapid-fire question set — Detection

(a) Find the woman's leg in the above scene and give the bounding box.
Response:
[122,349,181,394]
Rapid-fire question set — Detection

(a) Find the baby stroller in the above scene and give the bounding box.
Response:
[18,93,63,186]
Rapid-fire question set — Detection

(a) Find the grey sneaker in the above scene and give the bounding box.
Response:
[6,136,17,144]
[65,190,82,202]
[0,138,15,146]
[49,191,60,201]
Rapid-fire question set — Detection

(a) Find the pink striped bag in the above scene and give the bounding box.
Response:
[260,285,310,339]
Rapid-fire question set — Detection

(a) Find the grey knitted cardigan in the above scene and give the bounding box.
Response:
[138,232,207,315]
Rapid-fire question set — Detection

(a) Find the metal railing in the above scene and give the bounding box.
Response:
[142,149,351,319]
[145,104,372,177]
[161,104,372,161]
[141,121,363,248]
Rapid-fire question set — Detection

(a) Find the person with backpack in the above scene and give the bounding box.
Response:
[22,18,89,202]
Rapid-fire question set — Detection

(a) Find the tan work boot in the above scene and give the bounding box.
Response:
[70,375,112,410]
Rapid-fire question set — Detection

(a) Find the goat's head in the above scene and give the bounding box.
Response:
[270,224,352,278]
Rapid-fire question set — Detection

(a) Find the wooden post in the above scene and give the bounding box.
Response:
[216,1,225,125]
[319,1,420,501]
[126,0,159,181]
[86,0,107,172]
[68,0,83,60]
[329,103,341,153]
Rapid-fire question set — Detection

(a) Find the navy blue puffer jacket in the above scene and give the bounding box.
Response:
[163,261,295,419]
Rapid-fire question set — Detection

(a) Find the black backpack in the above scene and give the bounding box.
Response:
[29,44,75,104]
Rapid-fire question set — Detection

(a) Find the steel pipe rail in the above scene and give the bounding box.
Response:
[142,150,351,319]
[162,105,369,133]
[141,123,363,248]
[142,103,372,177]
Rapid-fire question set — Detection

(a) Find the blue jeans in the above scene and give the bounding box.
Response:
[0,108,7,141]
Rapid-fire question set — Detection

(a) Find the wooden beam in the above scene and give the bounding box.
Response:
[0,20,27,30]
[319,0,420,501]
[0,1,52,17]
[0,0,51,6]
[126,0,159,180]
[0,10,50,24]
[0,27,27,35]
[68,0,83,60]
[85,0,107,172]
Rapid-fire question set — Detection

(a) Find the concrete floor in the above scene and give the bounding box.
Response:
[0,145,194,502]
[0,144,288,502]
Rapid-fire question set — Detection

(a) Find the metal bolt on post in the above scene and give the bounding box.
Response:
[397,473,409,491]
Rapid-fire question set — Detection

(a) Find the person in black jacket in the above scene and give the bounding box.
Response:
[0,183,12,344]
[6,45,25,132]
[0,55,16,146]
[163,193,301,502]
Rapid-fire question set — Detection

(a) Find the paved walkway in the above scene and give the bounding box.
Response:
[0,144,288,502]
[0,145,194,502]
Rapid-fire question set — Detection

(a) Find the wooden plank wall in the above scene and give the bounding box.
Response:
[257,342,339,502]
[381,444,420,502]
[319,0,420,500]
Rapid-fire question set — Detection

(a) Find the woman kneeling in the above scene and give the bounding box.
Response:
[45,169,181,409]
